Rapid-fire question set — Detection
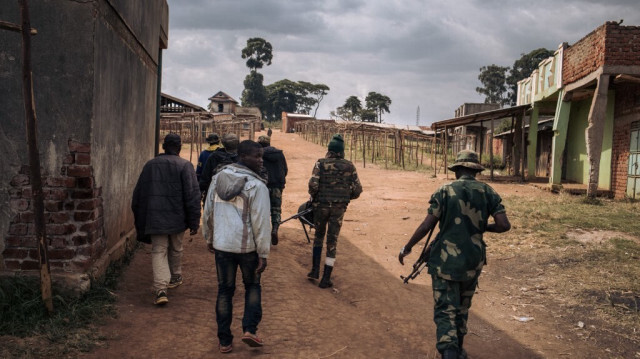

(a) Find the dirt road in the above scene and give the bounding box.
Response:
[85,131,608,358]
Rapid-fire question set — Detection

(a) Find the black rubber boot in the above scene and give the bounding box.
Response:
[458,336,467,359]
[318,265,334,288]
[442,349,459,359]
[271,223,279,245]
[307,247,321,279]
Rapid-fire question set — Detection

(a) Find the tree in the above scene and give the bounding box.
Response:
[263,79,299,122]
[338,96,362,121]
[476,64,509,106]
[365,92,392,123]
[476,48,554,107]
[241,71,266,109]
[360,108,377,122]
[506,48,554,105]
[297,81,330,118]
[241,37,273,72]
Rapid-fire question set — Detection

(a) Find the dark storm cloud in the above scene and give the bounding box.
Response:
[170,0,328,34]
[163,0,640,125]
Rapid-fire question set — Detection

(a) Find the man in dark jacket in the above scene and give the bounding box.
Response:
[307,134,362,288]
[257,135,288,245]
[131,133,201,305]
[199,133,239,200]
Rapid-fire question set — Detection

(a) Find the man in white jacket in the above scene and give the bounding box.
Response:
[203,140,271,354]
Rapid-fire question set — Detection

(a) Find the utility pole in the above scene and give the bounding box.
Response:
[416,106,420,126]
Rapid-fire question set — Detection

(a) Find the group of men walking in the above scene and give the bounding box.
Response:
[131,129,509,358]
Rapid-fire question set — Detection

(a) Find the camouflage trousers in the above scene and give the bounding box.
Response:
[268,187,283,225]
[431,273,480,353]
[312,203,347,266]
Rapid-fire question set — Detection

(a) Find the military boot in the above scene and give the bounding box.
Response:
[271,223,279,245]
[458,336,467,359]
[307,247,321,279]
[318,265,334,288]
[441,349,459,359]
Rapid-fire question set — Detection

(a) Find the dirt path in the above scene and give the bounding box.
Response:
[85,131,608,358]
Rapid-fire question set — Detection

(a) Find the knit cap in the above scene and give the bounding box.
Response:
[328,134,345,153]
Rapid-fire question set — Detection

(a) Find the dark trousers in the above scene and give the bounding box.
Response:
[268,187,283,225]
[313,203,347,265]
[214,250,262,346]
[431,273,480,353]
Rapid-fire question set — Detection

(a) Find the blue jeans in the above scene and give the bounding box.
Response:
[214,250,262,346]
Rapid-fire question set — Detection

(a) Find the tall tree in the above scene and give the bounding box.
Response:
[241,37,273,72]
[241,71,266,109]
[365,91,392,123]
[476,64,509,106]
[506,48,554,105]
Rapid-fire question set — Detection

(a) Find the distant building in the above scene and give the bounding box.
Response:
[282,112,314,133]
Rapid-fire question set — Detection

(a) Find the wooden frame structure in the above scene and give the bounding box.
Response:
[432,104,532,181]
[294,120,441,170]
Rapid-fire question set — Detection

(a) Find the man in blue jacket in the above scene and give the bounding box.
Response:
[131,133,201,305]
[196,133,221,181]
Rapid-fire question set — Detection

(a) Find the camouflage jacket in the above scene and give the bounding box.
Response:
[426,175,505,281]
[308,152,362,204]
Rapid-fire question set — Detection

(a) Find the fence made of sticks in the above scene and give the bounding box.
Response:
[294,120,455,172]
[160,112,259,163]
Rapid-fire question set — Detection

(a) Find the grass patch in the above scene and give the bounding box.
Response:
[0,243,138,357]
[487,191,640,348]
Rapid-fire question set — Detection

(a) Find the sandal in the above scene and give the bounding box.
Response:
[241,332,264,347]
[219,343,232,353]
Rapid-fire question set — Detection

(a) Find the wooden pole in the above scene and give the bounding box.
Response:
[479,121,484,164]
[521,108,526,181]
[432,126,437,176]
[444,126,448,179]
[490,118,494,181]
[510,116,515,176]
[20,0,53,314]
[384,131,388,169]
[361,125,366,168]
[189,115,194,163]
[401,132,405,169]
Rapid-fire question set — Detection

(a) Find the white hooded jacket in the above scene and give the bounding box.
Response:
[203,163,271,258]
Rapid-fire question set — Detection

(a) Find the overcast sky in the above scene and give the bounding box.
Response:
[162,0,640,126]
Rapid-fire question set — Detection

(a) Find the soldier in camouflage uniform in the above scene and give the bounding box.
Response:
[307,134,362,288]
[398,150,511,359]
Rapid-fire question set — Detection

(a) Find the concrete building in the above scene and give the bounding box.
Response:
[519,21,640,198]
[0,0,169,290]
[282,112,315,133]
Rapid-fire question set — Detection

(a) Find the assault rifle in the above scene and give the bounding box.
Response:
[400,227,435,284]
[279,201,314,243]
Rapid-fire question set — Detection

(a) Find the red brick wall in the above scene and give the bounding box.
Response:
[563,24,606,84]
[611,84,640,199]
[563,22,640,85]
[3,140,105,272]
[603,24,640,66]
